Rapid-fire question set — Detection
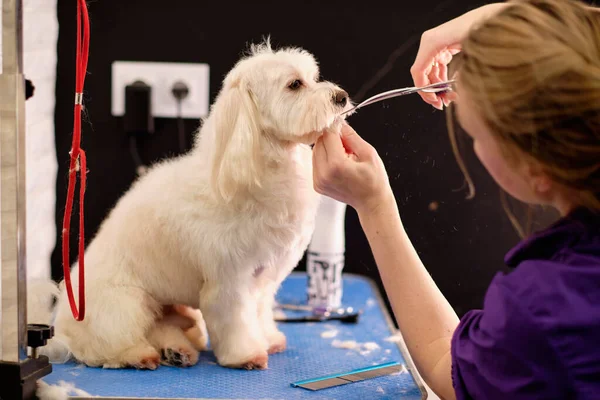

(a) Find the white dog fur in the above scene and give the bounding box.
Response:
[37,39,352,371]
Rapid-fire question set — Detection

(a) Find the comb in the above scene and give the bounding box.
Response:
[291,361,405,391]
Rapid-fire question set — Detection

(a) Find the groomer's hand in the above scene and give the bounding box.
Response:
[313,123,393,216]
[411,3,508,110]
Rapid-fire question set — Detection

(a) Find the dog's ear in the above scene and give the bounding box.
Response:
[210,85,263,202]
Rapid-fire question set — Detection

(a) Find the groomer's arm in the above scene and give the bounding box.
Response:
[313,124,458,400]
[359,192,458,400]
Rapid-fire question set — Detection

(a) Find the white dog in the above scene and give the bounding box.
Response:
[41,39,351,371]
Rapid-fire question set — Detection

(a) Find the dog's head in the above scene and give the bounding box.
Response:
[216,39,351,143]
[207,39,351,201]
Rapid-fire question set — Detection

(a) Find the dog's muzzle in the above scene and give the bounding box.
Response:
[332,90,349,108]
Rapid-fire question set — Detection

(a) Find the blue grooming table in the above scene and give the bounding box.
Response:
[43,273,426,399]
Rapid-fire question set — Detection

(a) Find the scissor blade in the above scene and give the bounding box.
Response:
[341,80,454,115]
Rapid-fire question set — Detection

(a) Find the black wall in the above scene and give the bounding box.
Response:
[52,0,529,320]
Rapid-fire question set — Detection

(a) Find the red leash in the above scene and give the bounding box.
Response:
[62,0,90,321]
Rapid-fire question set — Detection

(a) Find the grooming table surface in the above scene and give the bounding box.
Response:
[44,273,425,399]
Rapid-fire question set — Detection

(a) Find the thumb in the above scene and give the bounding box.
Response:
[339,123,370,158]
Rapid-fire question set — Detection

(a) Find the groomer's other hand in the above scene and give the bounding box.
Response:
[411,3,508,110]
[411,30,461,111]
[313,123,393,216]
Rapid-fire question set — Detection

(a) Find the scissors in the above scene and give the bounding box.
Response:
[340,80,455,116]
[275,303,361,323]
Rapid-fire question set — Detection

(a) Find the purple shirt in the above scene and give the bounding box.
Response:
[451,208,600,399]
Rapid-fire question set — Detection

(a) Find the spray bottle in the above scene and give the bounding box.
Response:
[306,195,348,308]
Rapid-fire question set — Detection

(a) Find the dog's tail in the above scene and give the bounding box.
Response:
[27,279,73,363]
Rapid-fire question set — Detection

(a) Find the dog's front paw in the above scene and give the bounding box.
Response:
[214,338,269,370]
[224,351,269,370]
[160,347,199,367]
[267,330,287,354]
[210,321,270,370]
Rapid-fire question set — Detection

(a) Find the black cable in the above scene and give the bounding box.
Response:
[123,80,153,176]
[171,81,190,154]
[129,135,147,175]
[176,99,186,153]
[25,78,35,100]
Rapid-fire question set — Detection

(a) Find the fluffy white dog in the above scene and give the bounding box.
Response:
[42,39,351,371]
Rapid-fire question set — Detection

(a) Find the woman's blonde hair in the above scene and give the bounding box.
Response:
[447,0,600,235]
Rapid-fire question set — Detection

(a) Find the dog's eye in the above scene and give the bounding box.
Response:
[288,80,302,90]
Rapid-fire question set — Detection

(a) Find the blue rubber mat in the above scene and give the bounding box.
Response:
[43,273,426,399]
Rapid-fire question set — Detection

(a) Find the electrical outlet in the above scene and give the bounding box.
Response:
[111,61,210,119]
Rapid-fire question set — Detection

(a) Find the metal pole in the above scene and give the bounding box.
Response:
[0,0,28,363]
[0,3,53,397]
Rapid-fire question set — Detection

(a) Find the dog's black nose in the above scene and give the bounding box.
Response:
[333,90,348,107]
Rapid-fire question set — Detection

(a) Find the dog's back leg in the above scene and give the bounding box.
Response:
[147,319,199,367]
[54,284,162,369]
[101,341,161,370]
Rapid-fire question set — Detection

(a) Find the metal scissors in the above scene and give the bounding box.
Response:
[275,303,361,323]
[341,80,455,115]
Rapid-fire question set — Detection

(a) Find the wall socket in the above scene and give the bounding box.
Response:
[111,61,210,119]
